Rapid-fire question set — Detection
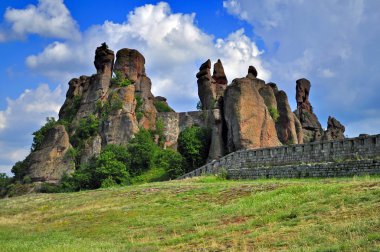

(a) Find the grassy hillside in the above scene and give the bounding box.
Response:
[0,176,379,251]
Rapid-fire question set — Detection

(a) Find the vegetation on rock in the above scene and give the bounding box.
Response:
[268,106,280,122]
[111,70,132,87]
[154,100,172,112]
[31,117,59,151]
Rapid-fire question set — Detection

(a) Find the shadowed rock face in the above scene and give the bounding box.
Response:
[275,90,301,145]
[323,116,345,141]
[94,43,114,76]
[114,48,145,82]
[196,59,214,110]
[212,59,228,85]
[28,125,73,183]
[295,78,323,142]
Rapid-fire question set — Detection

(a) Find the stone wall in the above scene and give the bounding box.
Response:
[157,111,209,149]
[179,134,380,179]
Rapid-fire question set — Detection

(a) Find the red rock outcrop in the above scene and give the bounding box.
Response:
[27,125,73,183]
[224,77,280,152]
[295,78,323,142]
[114,48,157,129]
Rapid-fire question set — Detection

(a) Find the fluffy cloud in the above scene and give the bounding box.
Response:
[0,84,64,175]
[2,0,80,40]
[25,2,268,111]
[223,0,380,136]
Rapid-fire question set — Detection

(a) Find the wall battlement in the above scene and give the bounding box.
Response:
[179,134,380,179]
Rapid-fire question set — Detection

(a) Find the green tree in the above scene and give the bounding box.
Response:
[95,151,130,187]
[11,158,30,181]
[155,149,185,179]
[0,173,12,197]
[127,129,158,175]
[177,126,211,172]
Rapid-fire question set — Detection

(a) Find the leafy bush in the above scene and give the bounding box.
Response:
[11,158,30,181]
[111,71,132,87]
[109,93,123,112]
[178,126,211,173]
[154,100,172,112]
[154,149,185,179]
[60,144,132,191]
[268,106,280,122]
[72,115,99,147]
[94,145,131,187]
[153,118,165,147]
[31,117,58,151]
[127,129,158,175]
[135,95,144,120]
[0,173,12,197]
[63,95,82,123]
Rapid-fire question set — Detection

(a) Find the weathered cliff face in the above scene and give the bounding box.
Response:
[27,125,73,183]
[275,90,302,145]
[224,77,280,152]
[114,48,157,129]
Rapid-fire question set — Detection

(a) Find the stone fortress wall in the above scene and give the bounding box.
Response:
[179,134,380,179]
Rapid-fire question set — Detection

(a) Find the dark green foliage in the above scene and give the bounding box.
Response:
[178,126,211,172]
[72,115,99,148]
[0,173,12,197]
[60,145,131,191]
[95,150,130,187]
[109,93,123,112]
[63,95,82,123]
[154,118,165,147]
[11,158,30,181]
[154,149,185,179]
[135,95,144,120]
[31,117,58,151]
[111,71,132,87]
[6,182,32,197]
[154,100,172,112]
[127,129,158,175]
[269,106,280,122]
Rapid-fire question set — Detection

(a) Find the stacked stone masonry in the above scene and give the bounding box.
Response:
[179,134,380,179]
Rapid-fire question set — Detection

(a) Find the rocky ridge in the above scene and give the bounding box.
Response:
[24,44,346,183]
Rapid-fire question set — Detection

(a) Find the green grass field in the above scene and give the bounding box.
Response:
[0,176,379,251]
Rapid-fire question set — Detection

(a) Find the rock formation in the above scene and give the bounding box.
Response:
[295,78,323,142]
[114,48,157,129]
[27,125,73,183]
[323,116,345,141]
[21,43,347,183]
[224,76,280,151]
[195,59,228,160]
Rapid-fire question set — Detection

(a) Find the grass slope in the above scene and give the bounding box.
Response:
[0,176,379,252]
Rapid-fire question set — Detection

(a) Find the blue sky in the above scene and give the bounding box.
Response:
[0,0,379,175]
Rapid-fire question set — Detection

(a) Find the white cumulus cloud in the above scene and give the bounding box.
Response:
[25,2,269,111]
[3,0,80,40]
[0,84,64,175]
